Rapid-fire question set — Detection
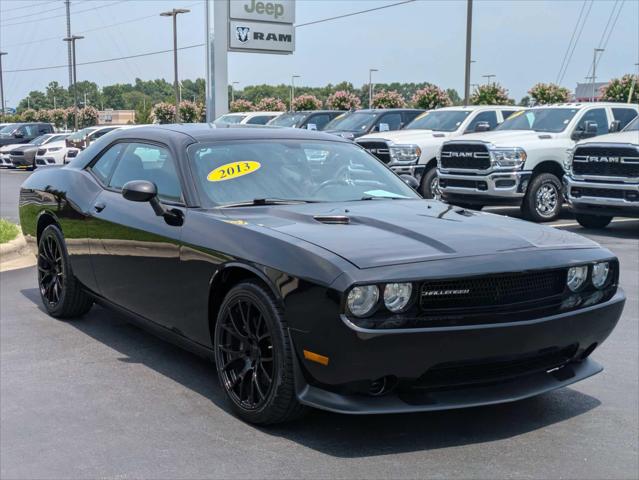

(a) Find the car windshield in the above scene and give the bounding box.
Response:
[497,108,578,133]
[268,112,306,127]
[30,135,51,146]
[68,127,97,140]
[405,110,471,131]
[324,112,377,132]
[214,114,246,125]
[0,124,18,135]
[188,140,419,206]
[623,116,639,132]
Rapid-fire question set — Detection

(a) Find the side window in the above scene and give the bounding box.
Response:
[246,115,274,125]
[109,143,182,203]
[38,125,51,134]
[403,111,421,125]
[576,108,608,135]
[93,128,117,139]
[612,108,638,130]
[90,143,126,185]
[19,125,38,137]
[377,113,402,131]
[305,114,330,130]
[501,110,518,121]
[466,111,498,132]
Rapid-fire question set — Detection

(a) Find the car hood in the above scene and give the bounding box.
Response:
[0,142,23,152]
[10,144,37,152]
[457,130,562,147]
[219,200,597,269]
[322,130,366,140]
[577,130,638,145]
[359,129,452,144]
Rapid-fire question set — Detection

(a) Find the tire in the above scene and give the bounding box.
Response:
[522,173,563,222]
[419,168,440,199]
[575,213,613,229]
[214,281,307,425]
[37,224,93,318]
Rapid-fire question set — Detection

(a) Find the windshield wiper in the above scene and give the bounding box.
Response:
[360,195,406,201]
[222,198,319,208]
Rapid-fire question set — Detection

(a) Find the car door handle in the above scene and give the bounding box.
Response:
[94,202,106,213]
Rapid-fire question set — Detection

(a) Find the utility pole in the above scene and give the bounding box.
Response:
[368,68,378,108]
[161,8,190,123]
[65,0,73,89]
[63,35,84,131]
[482,74,496,85]
[290,75,300,111]
[27,97,30,109]
[231,81,239,103]
[591,48,604,102]
[463,0,473,106]
[84,92,88,107]
[0,52,6,120]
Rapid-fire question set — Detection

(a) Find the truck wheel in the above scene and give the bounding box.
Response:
[214,281,307,425]
[522,173,563,222]
[575,214,613,229]
[420,168,440,199]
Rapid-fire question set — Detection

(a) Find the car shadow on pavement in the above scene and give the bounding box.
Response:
[21,286,602,458]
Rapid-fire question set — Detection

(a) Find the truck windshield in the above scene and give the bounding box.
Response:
[268,112,306,127]
[624,116,639,132]
[0,124,18,135]
[405,111,471,131]
[497,108,578,133]
[68,127,97,140]
[324,112,377,132]
[214,114,246,125]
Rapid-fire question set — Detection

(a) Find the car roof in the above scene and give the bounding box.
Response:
[527,102,639,109]
[434,105,521,112]
[115,123,353,143]
[350,108,424,113]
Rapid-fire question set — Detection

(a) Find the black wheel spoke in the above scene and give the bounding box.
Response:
[38,233,65,306]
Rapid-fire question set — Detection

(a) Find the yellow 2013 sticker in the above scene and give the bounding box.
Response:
[207,161,261,182]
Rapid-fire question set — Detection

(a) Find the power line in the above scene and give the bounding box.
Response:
[587,0,626,78]
[556,0,588,84]
[1,1,126,27]
[0,0,59,13]
[4,0,417,74]
[558,0,594,84]
[1,3,67,22]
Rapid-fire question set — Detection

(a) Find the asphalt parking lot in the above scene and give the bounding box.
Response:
[1,168,638,479]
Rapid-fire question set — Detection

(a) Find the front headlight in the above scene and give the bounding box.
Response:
[47,147,62,152]
[389,144,421,164]
[567,265,588,292]
[591,262,610,289]
[564,148,574,172]
[383,283,413,313]
[347,285,379,317]
[490,147,527,168]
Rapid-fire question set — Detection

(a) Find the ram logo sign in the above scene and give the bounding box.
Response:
[228,20,295,54]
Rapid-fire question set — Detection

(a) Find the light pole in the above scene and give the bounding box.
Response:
[482,74,496,85]
[0,51,6,120]
[161,8,190,122]
[290,75,300,111]
[231,81,239,103]
[591,48,604,102]
[463,0,473,106]
[368,68,378,108]
[63,35,84,131]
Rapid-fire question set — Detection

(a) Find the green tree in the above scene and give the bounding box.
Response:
[411,85,452,109]
[372,90,406,108]
[471,83,512,105]
[601,74,638,103]
[292,94,322,111]
[528,83,570,105]
[229,99,254,112]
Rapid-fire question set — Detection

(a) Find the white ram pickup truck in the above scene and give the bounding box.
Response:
[437,103,638,222]
[563,116,639,228]
[356,106,521,198]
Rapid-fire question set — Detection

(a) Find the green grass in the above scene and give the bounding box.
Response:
[0,219,20,244]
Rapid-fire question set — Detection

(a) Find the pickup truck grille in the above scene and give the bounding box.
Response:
[419,269,566,310]
[573,145,639,178]
[357,141,390,164]
[440,143,491,170]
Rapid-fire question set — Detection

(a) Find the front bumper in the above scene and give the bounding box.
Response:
[438,168,531,203]
[292,289,625,414]
[10,155,33,168]
[563,175,639,218]
[0,153,13,168]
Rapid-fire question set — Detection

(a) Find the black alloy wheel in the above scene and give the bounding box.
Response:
[214,281,306,425]
[37,225,93,318]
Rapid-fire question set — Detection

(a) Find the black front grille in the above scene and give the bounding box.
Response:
[573,145,639,177]
[440,143,491,170]
[10,150,24,156]
[571,186,638,202]
[358,141,390,164]
[419,269,566,310]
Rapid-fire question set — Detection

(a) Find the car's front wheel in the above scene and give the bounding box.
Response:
[575,213,613,229]
[38,225,93,318]
[522,173,563,222]
[420,168,440,199]
[214,281,306,425]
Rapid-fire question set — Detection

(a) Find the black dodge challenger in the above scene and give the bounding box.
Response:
[19,125,625,425]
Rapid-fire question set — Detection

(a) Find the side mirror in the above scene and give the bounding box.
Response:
[122,180,183,226]
[609,120,621,133]
[400,174,419,190]
[474,121,491,132]
[378,122,390,132]
[14,132,24,139]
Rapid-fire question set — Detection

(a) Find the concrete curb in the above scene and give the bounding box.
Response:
[0,233,35,271]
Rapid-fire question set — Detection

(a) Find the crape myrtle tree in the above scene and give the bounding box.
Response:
[371,90,406,108]
[229,99,255,112]
[528,83,570,105]
[411,85,452,109]
[601,74,639,104]
[326,91,361,110]
[255,97,286,111]
[471,83,513,105]
[292,94,322,111]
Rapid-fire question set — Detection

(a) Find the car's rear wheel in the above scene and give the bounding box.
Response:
[214,281,306,425]
[575,213,613,229]
[522,173,562,222]
[38,225,93,318]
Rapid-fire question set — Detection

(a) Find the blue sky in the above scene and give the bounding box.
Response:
[1,0,638,107]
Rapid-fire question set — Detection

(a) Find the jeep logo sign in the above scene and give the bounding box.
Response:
[229,0,295,24]
[229,20,295,53]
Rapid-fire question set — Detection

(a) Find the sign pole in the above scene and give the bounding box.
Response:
[207,0,229,121]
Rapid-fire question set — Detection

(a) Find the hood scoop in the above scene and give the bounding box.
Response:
[313,215,350,225]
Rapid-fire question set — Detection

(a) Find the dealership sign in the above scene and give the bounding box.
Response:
[228,0,295,54]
